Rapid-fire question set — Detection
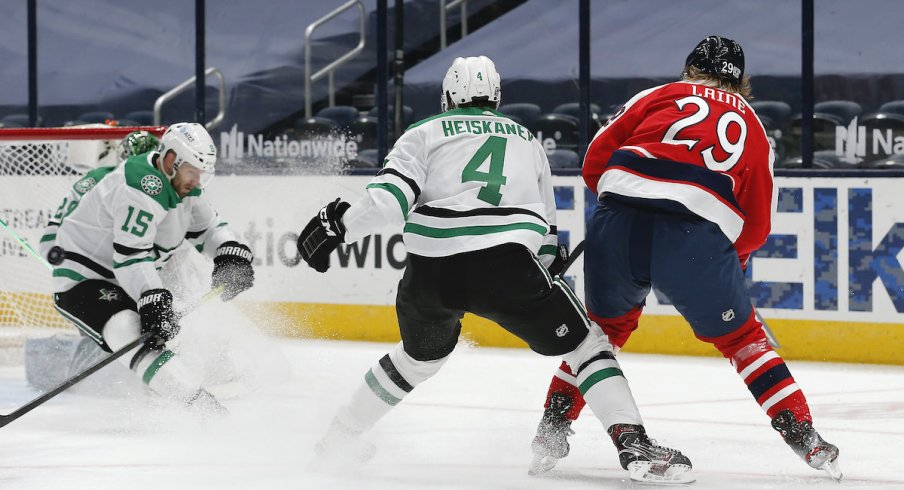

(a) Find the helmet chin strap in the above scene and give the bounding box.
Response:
[155,151,179,182]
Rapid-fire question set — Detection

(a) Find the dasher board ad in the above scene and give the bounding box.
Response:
[4,174,904,325]
[201,175,904,324]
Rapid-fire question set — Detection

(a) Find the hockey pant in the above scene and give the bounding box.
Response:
[53,279,204,403]
[544,198,812,423]
[339,244,643,432]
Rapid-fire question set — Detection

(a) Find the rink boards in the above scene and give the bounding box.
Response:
[3,174,904,364]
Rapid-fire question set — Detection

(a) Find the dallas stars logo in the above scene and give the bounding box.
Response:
[140,175,163,196]
[74,177,97,194]
[98,289,121,302]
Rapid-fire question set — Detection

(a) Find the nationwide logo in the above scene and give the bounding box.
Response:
[836,116,904,162]
[219,125,358,164]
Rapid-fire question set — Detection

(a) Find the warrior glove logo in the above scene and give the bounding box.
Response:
[140,175,163,196]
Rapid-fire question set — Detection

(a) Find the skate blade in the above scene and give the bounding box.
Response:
[528,454,559,475]
[312,439,377,468]
[820,458,843,481]
[627,461,695,485]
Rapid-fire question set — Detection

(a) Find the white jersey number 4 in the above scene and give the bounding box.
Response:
[461,135,508,205]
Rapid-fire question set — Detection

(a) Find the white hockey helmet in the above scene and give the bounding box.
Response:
[157,122,217,186]
[441,56,501,112]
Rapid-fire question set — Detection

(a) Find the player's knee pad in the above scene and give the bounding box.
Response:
[561,323,616,373]
[699,308,766,361]
[102,310,141,351]
[388,342,450,388]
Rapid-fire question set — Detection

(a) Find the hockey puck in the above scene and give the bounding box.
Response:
[47,246,66,266]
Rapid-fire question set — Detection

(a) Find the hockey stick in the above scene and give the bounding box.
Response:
[560,240,585,275]
[0,286,224,428]
[0,217,52,270]
[755,308,782,349]
[562,239,781,348]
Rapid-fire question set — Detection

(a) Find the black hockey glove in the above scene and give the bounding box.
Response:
[547,243,570,277]
[138,288,180,345]
[297,198,350,273]
[212,241,255,301]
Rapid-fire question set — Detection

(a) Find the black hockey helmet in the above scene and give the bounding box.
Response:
[684,35,745,85]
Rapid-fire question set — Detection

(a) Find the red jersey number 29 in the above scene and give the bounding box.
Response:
[661,95,747,172]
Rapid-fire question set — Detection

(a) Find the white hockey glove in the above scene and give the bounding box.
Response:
[212,241,255,301]
[138,288,180,345]
[297,198,350,273]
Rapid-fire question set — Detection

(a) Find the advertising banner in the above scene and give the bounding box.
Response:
[3,174,904,363]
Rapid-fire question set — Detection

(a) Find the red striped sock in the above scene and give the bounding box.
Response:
[705,309,812,423]
[732,345,812,422]
[543,361,586,420]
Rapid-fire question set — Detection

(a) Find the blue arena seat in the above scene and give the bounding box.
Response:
[814,100,862,125]
[546,148,580,169]
[877,100,904,116]
[316,105,361,128]
[293,116,337,137]
[367,105,415,127]
[346,116,378,151]
[1,114,40,127]
[498,103,542,127]
[750,101,792,129]
[552,102,603,132]
[531,113,579,151]
[349,148,380,168]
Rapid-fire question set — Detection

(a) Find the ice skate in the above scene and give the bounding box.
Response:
[186,388,229,415]
[529,392,575,475]
[771,409,842,480]
[608,424,694,484]
[313,415,377,469]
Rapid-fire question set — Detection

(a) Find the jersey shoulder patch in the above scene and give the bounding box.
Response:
[123,155,180,210]
[72,165,116,196]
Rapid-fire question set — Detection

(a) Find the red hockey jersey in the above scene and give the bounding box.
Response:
[583,81,775,264]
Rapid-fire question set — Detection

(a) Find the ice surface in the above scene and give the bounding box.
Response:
[0,338,901,489]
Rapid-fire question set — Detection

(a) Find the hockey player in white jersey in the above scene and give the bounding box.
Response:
[297,56,694,484]
[50,123,255,410]
[39,130,160,264]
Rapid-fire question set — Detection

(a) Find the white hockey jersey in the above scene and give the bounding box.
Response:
[39,165,117,260]
[342,107,559,266]
[52,152,238,301]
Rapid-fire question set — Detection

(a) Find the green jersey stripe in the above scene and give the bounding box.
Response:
[404,221,547,239]
[367,182,409,218]
[40,233,56,243]
[538,244,558,256]
[52,268,86,282]
[114,256,156,269]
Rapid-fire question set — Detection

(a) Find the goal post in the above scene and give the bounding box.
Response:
[0,125,167,341]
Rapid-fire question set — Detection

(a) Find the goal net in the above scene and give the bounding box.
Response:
[0,125,166,363]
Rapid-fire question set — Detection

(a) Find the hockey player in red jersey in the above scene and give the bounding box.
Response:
[530,36,842,479]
